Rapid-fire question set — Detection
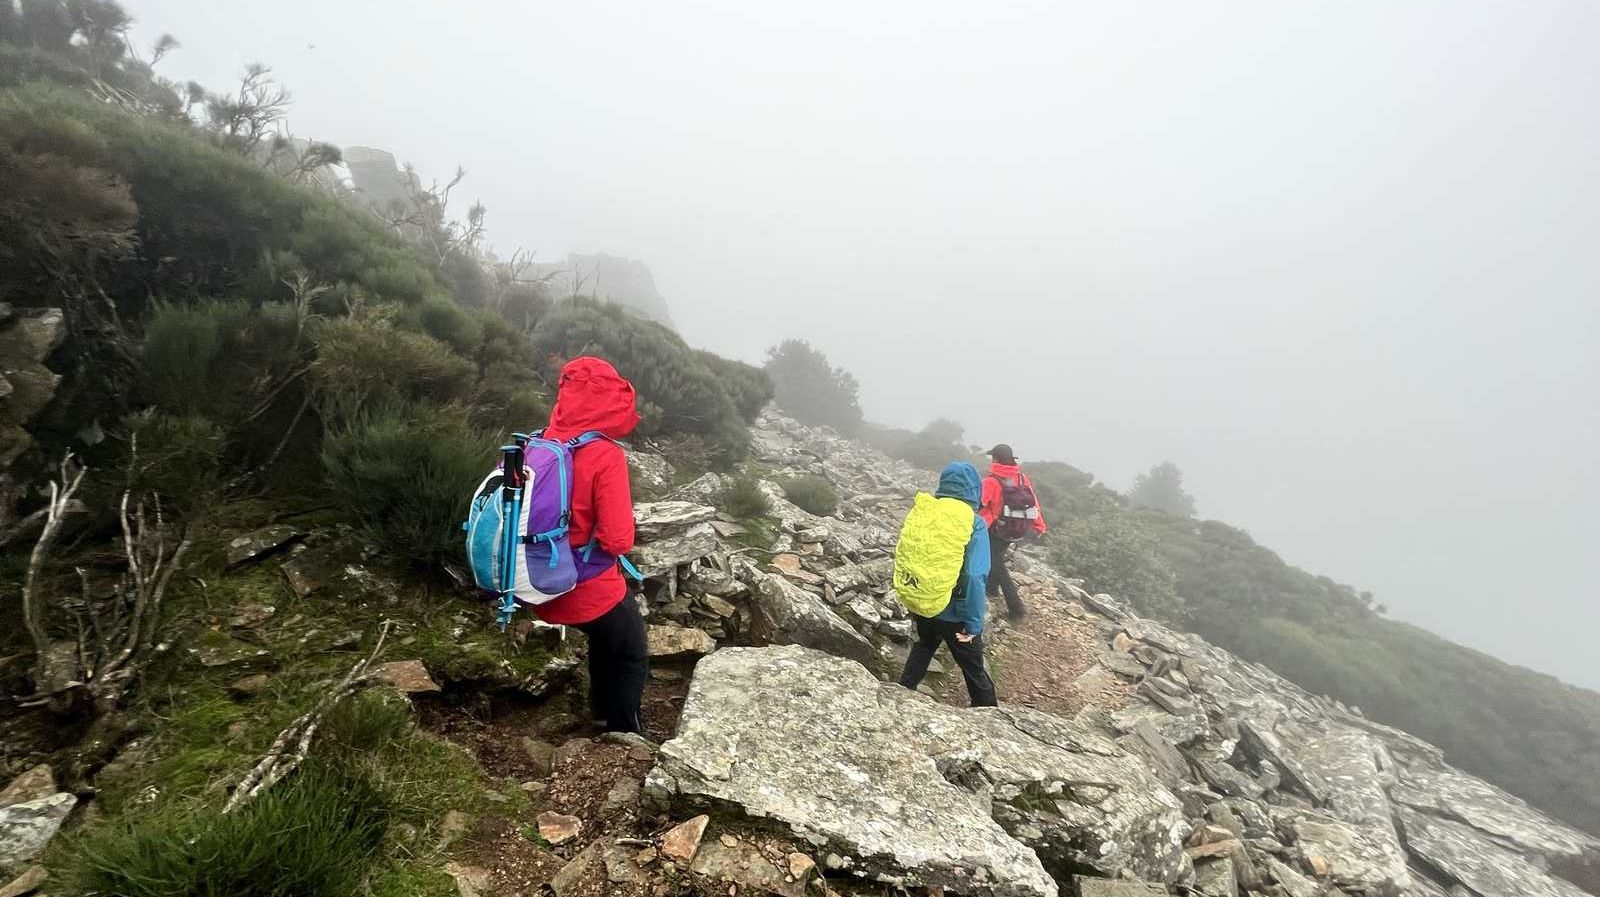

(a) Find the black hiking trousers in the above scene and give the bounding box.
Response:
[987,537,1025,617]
[899,615,998,707]
[575,595,649,734]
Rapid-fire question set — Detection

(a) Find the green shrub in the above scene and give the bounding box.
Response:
[68,761,390,897]
[124,410,226,511]
[322,406,490,566]
[319,688,414,760]
[1049,513,1183,621]
[530,298,753,461]
[862,418,967,470]
[311,318,475,426]
[780,475,839,517]
[764,339,863,434]
[696,349,773,420]
[718,475,771,519]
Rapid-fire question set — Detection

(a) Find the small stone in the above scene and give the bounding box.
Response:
[720,833,739,847]
[1186,838,1242,860]
[369,660,440,694]
[660,814,709,861]
[1112,631,1138,653]
[637,846,659,864]
[1188,824,1237,847]
[770,553,823,585]
[228,674,271,697]
[0,865,48,897]
[520,737,556,777]
[538,810,583,845]
[520,781,548,797]
[551,840,604,896]
[226,602,277,628]
[628,744,655,762]
[438,809,470,848]
[604,778,642,812]
[605,842,646,884]
[647,624,718,657]
[0,766,56,807]
[787,852,816,881]
[1307,854,1331,877]
[445,861,491,897]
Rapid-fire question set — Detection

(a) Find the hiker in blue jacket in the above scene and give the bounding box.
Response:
[898,461,998,707]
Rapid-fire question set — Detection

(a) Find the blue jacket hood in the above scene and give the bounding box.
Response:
[935,462,983,509]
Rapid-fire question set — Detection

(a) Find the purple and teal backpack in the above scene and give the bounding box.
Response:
[463,430,641,628]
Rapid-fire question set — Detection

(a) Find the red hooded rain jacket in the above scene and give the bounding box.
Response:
[533,357,641,626]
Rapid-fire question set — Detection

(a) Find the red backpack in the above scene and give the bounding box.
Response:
[990,473,1040,541]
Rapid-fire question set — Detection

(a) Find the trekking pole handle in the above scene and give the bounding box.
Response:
[501,445,527,489]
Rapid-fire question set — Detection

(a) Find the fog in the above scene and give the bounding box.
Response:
[131,1,1599,688]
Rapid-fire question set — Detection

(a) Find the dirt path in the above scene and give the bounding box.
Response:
[933,571,1132,716]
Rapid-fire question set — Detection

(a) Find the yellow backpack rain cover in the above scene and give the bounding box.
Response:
[893,492,975,617]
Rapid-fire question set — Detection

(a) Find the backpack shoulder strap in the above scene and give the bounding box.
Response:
[566,430,613,450]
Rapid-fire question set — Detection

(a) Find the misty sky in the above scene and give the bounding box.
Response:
[129,2,1598,689]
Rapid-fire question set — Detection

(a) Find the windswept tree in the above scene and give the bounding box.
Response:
[1128,461,1197,517]
[764,338,863,435]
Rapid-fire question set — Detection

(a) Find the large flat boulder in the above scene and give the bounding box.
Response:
[1397,807,1592,897]
[645,646,1190,897]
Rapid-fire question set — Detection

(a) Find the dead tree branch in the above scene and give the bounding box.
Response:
[21,453,87,660]
[223,620,393,814]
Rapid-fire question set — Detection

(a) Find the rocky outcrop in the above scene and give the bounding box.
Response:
[645,646,1189,897]
[615,409,1600,897]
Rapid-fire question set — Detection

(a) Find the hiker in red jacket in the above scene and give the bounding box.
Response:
[978,444,1046,620]
[533,357,648,734]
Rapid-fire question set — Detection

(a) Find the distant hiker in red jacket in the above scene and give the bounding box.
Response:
[533,357,648,734]
[978,444,1046,620]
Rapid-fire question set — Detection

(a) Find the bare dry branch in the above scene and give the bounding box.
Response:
[223,620,394,814]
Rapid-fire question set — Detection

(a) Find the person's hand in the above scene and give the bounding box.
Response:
[955,631,976,643]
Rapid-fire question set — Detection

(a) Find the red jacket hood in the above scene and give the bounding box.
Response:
[545,356,641,440]
[989,461,1024,480]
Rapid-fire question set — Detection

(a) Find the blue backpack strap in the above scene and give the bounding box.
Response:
[618,555,644,582]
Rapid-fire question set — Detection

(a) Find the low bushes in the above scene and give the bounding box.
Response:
[780,475,839,517]
[321,406,490,567]
[69,760,391,897]
[718,475,771,519]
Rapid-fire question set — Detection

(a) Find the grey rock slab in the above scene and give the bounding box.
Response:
[0,793,75,868]
[1276,809,1411,896]
[224,525,303,567]
[748,574,878,669]
[0,309,64,364]
[633,501,718,540]
[1237,715,1328,804]
[626,451,674,490]
[1119,722,1192,790]
[1263,857,1322,897]
[1193,857,1239,897]
[1397,807,1591,897]
[633,522,718,576]
[1390,763,1600,862]
[1073,877,1170,897]
[647,646,1194,897]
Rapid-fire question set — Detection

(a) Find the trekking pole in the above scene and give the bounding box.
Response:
[495,441,527,630]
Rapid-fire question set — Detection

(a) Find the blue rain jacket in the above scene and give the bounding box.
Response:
[932,462,991,635]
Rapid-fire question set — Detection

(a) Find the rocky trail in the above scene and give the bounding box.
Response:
[3,409,1598,897]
